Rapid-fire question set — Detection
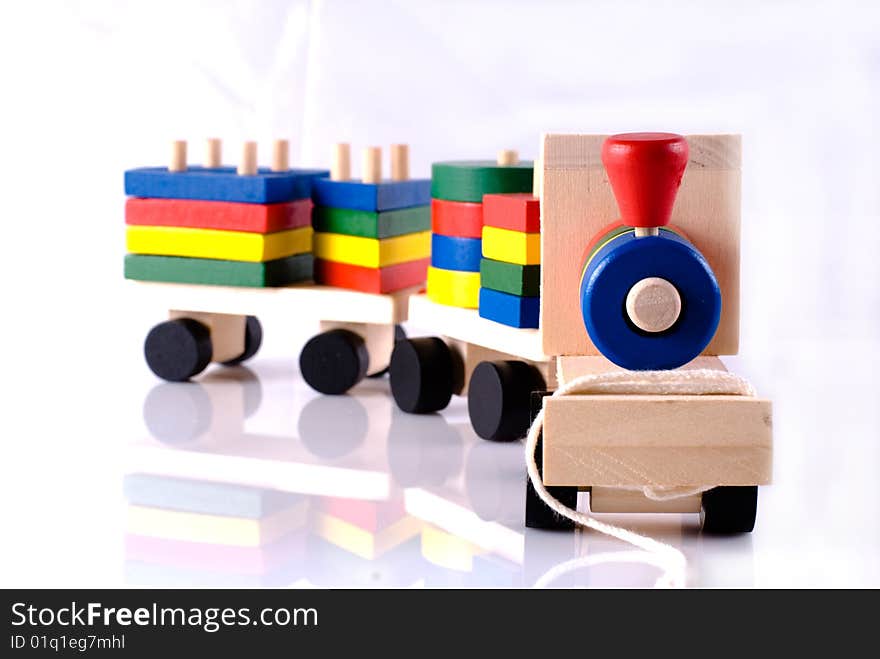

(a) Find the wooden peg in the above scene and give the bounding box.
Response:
[169,140,187,172]
[331,143,351,181]
[625,277,682,333]
[390,144,410,181]
[237,141,258,176]
[205,138,222,168]
[497,149,518,166]
[271,139,290,172]
[362,146,382,183]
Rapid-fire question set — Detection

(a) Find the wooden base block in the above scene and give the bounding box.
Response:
[426,266,480,308]
[311,178,431,212]
[407,293,547,363]
[126,197,312,233]
[431,198,483,238]
[482,193,540,232]
[313,230,430,268]
[482,226,540,265]
[312,205,430,239]
[480,258,540,297]
[125,253,314,288]
[431,161,534,203]
[125,166,329,204]
[168,310,245,363]
[431,233,482,272]
[126,225,313,262]
[590,487,702,514]
[132,280,415,325]
[478,288,539,329]
[445,339,556,397]
[313,257,428,294]
[542,395,772,488]
[319,320,396,375]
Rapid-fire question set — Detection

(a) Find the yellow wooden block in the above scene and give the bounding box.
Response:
[125,501,309,547]
[126,225,313,262]
[482,226,541,265]
[313,230,430,268]
[313,513,422,560]
[426,266,480,308]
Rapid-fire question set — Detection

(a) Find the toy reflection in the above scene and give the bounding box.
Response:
[127,365,753,587]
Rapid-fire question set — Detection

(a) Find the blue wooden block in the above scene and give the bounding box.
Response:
[123,473,304,519]
[431,234,482,272]
[479,288,540,329]
[311,178,431,211]
[124,166,329,204]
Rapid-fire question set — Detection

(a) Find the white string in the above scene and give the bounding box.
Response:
[525,368,756,588]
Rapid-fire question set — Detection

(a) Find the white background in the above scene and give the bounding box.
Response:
[0,0,878,587]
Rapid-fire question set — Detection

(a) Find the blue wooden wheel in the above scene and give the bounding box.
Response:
[579,230,721,370]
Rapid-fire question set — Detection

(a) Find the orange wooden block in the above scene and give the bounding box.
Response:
[482,193,540,232]
[313,257,428,294]
[126,197,313,233]
[320,498,407,532]
[431,198,483,238]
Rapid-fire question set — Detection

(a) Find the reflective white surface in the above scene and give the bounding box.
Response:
[3,335,878,588]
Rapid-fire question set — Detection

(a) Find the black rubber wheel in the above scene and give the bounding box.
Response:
[221,316,263,366]
[468,360,546,442]
[144,318,212,382]
[389,337,454,413]
[299,329,369,395]
[701,486,758,534]
[367,324,407,379]
[525,391,577,530]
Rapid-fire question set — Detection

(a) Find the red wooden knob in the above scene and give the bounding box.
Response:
[601,132,689,229]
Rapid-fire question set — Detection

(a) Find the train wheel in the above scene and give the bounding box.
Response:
[524,391,576,530]
[221,316,263,366]
[144,318,212,382]
[701,486,758,534]
[389,337,454,413]
[299,329,368,395]
[468,360,546,442]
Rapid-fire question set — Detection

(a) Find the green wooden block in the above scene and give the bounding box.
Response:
[311,205,430,239]
[480,258,541,297]
[431,161,534,203]
[124,253,314,288]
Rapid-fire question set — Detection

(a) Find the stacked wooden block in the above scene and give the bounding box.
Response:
[125,140,328,288]
[311,144,431,293]
[479,193,541,328]
[123,473,308,586]
[428,151,533,308]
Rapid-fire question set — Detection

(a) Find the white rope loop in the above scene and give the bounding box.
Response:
[526,368,756,588]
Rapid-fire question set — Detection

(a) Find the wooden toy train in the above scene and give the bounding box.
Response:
[125,132,772,534]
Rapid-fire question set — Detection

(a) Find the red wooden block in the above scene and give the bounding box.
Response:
[482,193,540,232]
[320,498,407,533]
[125,197,313,233]
[313,257,429,294]
[431,198,483,238]
[124,530,306,576]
